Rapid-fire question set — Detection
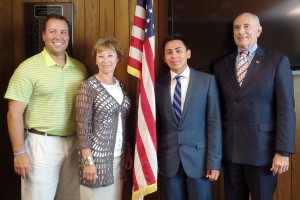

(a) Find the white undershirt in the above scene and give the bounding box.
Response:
[102,80,124,157]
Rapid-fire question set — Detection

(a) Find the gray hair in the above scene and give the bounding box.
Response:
[234,12,261,26]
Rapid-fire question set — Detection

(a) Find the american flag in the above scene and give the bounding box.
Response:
[127,0,157,199]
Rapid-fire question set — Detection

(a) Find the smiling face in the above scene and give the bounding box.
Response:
[96,47,119,75]
[163,39,191,74]
[42,18,69,57]
[233,13,262,50]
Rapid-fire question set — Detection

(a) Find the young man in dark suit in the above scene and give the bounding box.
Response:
[156,33,222,200]
[213,12,295,200]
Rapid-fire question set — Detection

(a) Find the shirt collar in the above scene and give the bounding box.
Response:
[41,48,71,68]
[238,44,257,57]
[170,66,190,80]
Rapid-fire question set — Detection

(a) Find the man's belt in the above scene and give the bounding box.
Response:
[27,128,71,137]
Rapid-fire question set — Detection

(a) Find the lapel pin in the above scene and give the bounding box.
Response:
[256,60,259,64]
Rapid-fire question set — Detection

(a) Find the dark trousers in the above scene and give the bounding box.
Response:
[159,163,212,200]
[223,161,277,200]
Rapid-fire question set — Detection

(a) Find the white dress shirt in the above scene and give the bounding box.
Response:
[170,66,190,112]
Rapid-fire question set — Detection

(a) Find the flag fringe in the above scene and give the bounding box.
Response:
[131,183,157,200]
[127,65,141,79]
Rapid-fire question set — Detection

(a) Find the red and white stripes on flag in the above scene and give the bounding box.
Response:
[127,0,157,199]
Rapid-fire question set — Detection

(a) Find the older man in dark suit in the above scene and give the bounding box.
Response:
[213,12,295,200]
[156,33,222,200]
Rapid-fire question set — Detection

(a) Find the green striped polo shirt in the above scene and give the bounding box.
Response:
[5,48,87,136]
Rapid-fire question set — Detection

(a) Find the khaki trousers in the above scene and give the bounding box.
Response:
[22,131,80,200]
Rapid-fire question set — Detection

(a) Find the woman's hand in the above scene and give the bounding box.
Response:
[125,149,133,169]
[83,164,98,184]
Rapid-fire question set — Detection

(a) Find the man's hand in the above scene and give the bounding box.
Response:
[206,169,220,181]
[8,100,31,179]
[270,153,289,176]
[14,153,32,179]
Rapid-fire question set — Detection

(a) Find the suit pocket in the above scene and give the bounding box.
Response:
[259,123,275,132]
[195,142,205,150]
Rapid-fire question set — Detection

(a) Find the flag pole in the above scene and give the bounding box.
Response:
[127,0,158,199]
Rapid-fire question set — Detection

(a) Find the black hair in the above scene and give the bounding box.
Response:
[162,33,189,51]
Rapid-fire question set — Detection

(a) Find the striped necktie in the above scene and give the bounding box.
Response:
[236,51,249,86]
[173,75,182,121]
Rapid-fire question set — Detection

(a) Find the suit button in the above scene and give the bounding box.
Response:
[249,101,254,105]
[234,101,237,104]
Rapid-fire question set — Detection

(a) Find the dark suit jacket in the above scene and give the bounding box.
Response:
[213,46,295,166]
[155,67,222,178]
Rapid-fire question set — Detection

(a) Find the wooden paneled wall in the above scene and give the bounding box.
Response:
[0,0,17,200]
[0,0,299,200]
[0,0,168,199]
[10,0,168,90]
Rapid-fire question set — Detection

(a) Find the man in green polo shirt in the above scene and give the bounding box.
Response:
[5,14,87,200]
